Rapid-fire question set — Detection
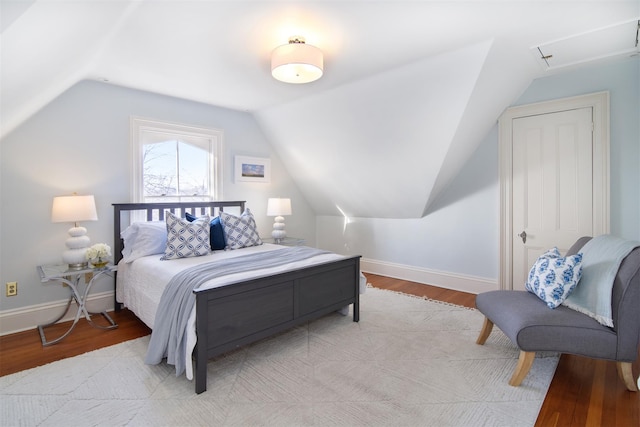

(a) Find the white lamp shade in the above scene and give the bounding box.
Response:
[267,198,292,216]
[271,40,323,84]
[52,195,98,223]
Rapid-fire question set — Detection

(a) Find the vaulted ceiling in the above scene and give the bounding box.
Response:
[2,1,638,218]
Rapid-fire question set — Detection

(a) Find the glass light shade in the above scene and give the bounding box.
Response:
[51,195,98,223]
[271,41,323,84]
[267,198,292,216]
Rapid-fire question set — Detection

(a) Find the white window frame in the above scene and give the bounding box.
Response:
[130,117,224,203]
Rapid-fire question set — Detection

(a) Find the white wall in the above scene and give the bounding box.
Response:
[0,80,316,315]
[316,57,640,293]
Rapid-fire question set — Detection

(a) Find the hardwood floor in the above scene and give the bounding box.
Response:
[0,309,150,377]
[1,273,638,426]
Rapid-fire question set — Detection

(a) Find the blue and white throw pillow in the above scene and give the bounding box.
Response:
[161,211,211,260]
[219,209,262,250]
[525,247,583,309]
[185,212,226,250]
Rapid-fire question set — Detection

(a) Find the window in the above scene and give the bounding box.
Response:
[131,117,223,203]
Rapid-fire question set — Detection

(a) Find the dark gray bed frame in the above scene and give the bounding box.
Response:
[113,201,361,394]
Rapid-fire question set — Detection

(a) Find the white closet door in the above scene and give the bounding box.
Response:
[511,107,593,291]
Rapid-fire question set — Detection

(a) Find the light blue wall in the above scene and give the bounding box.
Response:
[515,56,640,240]
[316,56,639,290]
[0,80,315,312]
[316,126,500,280]
[2,57,637,312]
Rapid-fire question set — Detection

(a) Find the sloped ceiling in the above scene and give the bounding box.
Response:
[2,1,638,218]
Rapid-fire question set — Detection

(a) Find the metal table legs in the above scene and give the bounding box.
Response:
[37,271,118,346]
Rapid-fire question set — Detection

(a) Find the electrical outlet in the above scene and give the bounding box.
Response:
[6,282,17,297]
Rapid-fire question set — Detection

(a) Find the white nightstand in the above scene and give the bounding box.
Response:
[263,237,306,246]
[36,263,118,346]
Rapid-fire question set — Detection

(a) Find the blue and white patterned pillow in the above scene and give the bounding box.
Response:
[185,212,226,250]
[525,247,583,309]
[161,211,211,260]
[219,209,262,250]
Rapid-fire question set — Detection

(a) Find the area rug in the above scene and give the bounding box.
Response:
[0,287,558,426]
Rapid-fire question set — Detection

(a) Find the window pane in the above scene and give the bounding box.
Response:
[132,118,223,204]
[143,140,177,197]
[178,141,209,196]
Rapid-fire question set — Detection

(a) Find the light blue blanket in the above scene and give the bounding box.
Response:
[562,235,640,327]
[145,246,331,376]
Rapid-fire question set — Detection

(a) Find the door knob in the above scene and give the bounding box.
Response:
[518,231,527,244]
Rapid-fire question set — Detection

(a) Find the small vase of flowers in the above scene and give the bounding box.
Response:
[86,243,111,268]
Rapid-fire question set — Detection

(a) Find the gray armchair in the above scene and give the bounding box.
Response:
[475,237,640,391]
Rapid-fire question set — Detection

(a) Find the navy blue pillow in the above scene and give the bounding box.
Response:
[185,213,226,250]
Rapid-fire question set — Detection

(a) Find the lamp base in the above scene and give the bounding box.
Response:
[272,216,287,242]
[66,261,89,270]
[62,226,90,270]
[63,248,89,270]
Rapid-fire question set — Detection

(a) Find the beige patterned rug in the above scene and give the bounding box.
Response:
[1,287,558,426]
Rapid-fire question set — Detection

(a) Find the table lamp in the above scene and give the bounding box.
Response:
[51,194,98,269]
[266,198,292,243]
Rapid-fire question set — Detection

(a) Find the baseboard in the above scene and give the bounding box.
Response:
[0,291,114,336]
[1,262,496,336]
[361,258,498,295]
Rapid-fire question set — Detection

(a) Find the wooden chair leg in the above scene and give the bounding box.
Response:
[476,317,494,345]
[616,362,638,392]
[509,351,535,386]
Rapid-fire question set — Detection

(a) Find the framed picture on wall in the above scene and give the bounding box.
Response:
[235,155,271,183]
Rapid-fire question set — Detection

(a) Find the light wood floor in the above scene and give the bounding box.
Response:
[1,273,638,426]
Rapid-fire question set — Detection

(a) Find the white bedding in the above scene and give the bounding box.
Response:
[116,243,366,379]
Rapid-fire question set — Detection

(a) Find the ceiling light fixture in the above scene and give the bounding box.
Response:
[271,37,323,84]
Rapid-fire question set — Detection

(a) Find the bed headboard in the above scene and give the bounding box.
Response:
[112,201,246,265]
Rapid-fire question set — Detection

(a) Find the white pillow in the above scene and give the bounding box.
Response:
[219,208,263,250]
[525,247,583,309]
[120,221,167,263]
[161,211,211,260]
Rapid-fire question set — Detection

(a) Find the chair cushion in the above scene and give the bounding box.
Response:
[476,290,618,360]
[611,247,640,359]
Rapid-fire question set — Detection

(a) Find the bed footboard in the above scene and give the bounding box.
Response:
[193,255,361,394]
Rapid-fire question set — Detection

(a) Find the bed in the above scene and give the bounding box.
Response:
[113,201,362,394]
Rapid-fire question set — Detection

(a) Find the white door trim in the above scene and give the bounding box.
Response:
[498,91,610,290]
